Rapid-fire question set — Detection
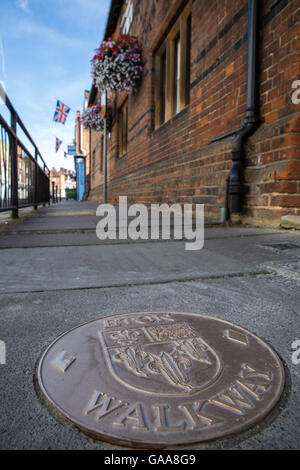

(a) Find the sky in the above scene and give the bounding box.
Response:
[0,0,111,171]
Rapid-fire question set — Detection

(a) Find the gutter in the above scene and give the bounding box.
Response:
[225,0,260,218]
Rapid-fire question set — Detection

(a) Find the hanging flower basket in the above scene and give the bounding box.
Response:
[81,105,112,132]
[91,34,143,93]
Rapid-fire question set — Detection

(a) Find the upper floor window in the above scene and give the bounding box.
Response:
[118,99,128,158]
[154,1,192,128]
[120,0,133,35]
[100,135,104,172]
[174,33,181,114]
[92,149,96,174]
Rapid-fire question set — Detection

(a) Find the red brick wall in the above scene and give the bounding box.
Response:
[88,0,300,227]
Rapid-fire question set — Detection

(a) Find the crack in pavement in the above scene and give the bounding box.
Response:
[0,270,272,295]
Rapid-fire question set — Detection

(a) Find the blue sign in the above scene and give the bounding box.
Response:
[67,144,76,156]
[75,157,85,201]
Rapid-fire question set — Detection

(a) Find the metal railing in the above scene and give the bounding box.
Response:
[0,83,50,218]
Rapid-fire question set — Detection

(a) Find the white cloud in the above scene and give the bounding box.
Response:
[59,0,109,16]
[16,0,30,13]
[55,0,110,30]
[15,18,86,48]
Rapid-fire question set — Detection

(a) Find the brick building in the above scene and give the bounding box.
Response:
[49,168,76,199]
[84,0,299,226]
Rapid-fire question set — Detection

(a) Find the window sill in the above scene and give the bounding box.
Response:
[153,104,189,134]
[117,153,127,160]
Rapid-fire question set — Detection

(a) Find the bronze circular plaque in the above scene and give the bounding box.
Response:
[37,312,285,448]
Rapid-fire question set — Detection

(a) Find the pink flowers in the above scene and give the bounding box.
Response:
[91,34,143,93]
[81,105,112,132]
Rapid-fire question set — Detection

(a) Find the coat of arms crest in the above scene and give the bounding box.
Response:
[99,315,222,396]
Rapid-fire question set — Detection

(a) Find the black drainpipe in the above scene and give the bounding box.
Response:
[227,0,259,215]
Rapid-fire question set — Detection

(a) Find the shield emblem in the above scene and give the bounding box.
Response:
[99,318,222,396]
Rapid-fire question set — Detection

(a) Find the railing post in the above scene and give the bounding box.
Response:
[1,83,50,213]
[34,148,38,210]
[10,110,19,219]
[45,165,50,205]
[52,181,55,203]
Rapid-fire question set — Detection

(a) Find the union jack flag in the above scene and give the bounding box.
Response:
[53,100,71,124]
[55,137,62,152]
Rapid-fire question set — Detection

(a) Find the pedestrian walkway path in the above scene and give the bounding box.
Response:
[0,199,299,449]
[0,199,297,293]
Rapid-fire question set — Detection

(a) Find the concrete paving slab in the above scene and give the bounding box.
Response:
[0,231,291,250]
[13,215,98,231]
[0,242,261,293]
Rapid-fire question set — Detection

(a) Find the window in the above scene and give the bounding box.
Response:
[100,135,104,172]
[155,1,192,127]
[92,149,96,173]
[174,33,181,114]
[120,0,133,34]
[185,13,191,105]
[118,100,128,157]
[160,51,167,123]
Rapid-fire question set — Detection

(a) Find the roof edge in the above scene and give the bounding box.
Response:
[104,0,124,40]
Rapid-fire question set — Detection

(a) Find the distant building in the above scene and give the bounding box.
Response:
[82,0,299,227]
[49,168,76,199]
[18,147,34,203]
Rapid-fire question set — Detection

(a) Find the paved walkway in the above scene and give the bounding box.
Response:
[0,200,299,449]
